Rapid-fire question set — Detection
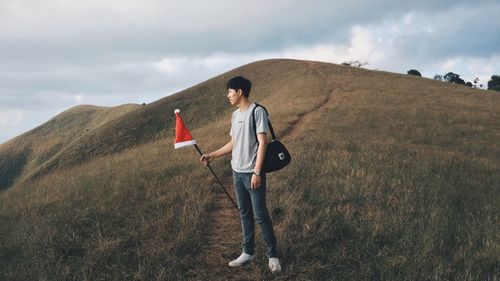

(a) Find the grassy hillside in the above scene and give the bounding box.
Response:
[0,59,499,280]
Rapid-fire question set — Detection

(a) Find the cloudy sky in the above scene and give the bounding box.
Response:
[1,0,499,144]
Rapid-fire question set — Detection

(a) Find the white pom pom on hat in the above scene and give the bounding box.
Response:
[174,109,180,114]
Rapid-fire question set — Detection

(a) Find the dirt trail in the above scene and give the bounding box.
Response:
[192,178,264,280]
[281,64,336,140]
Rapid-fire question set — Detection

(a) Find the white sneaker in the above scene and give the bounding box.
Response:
[269,257,281,273]
[228,252,255,267]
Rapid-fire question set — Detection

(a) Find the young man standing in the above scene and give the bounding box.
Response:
[200,76,281,273]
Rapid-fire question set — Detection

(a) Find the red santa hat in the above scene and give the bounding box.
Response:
[174,109,196,149]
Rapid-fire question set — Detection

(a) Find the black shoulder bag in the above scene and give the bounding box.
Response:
[252,103,291,173]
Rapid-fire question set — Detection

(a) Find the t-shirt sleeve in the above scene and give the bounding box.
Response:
[254,107,270,135]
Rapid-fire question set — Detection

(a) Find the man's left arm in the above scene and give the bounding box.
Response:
[251,132,267,189]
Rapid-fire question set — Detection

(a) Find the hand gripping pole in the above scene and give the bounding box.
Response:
[194,144,238,210]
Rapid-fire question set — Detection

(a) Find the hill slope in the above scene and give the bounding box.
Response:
[0,59,499,280]
[0,59,327,190]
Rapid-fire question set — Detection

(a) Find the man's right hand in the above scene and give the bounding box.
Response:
[200,153,214,166]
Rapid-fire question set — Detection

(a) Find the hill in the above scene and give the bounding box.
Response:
[0,59,499,280]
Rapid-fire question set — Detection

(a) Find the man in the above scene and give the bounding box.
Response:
[200,76,281,273]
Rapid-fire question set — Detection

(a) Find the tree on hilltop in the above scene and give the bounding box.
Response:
[341,60,368,68]
[443,72,465,85]
[407,69,422,77]
[473,77,480,88]
[488,75,500,91]
[434,74,444,81]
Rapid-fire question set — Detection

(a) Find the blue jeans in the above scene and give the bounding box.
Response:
[232,171,278,258]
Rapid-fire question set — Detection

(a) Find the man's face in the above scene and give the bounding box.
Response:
[227,88,241,106]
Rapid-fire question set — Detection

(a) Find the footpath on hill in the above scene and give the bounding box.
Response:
[188,177,267,280]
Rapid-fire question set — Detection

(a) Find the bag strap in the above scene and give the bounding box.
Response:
[252,103,276,140]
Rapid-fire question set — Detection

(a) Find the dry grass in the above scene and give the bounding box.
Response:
[0,59,499,280]
[0,137,217,280]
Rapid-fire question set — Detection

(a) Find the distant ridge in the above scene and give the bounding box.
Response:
[1,59,329,189]
[2,58,498,190]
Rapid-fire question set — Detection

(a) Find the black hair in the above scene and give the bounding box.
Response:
[226,76,252,98]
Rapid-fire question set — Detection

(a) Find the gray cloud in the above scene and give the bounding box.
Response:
[2,0,496,62]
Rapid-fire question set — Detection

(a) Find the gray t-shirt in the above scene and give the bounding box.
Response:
[230,103,270,173]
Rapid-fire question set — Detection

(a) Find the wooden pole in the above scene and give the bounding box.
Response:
[194,144,238,210]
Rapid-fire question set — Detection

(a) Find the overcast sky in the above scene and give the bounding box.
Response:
[1,0,499,144]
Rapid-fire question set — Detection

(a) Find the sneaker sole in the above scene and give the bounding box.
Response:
[228,257,255,267]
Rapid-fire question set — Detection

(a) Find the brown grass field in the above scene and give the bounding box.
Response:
[0,59,499,280]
